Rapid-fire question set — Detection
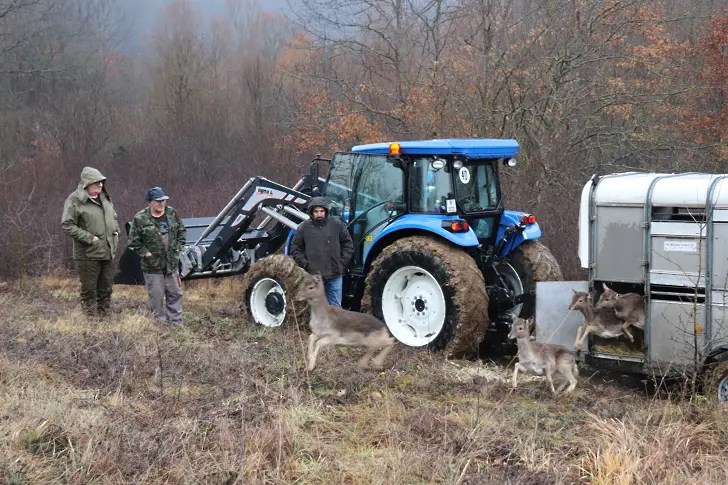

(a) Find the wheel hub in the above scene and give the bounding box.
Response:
[381,266,447,346]
[265,292,285,315]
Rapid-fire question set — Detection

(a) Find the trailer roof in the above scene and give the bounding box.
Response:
[593,172,728,207]
[351,138,519,158]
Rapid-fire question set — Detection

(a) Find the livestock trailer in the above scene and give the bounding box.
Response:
[535,172,728,402]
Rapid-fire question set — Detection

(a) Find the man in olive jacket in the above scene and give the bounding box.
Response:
[289,196,354,307]
[127,187,187,323]
[61,167,120,317]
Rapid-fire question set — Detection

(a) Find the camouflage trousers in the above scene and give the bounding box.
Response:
[143,272,184,323]
[76,259,114,317]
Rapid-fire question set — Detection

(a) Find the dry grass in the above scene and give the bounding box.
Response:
[1,276,727,484]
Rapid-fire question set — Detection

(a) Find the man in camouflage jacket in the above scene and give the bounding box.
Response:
[61,167,120,317]
[128,187,187,323]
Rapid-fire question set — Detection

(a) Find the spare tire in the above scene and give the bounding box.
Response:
[361,236,489,358]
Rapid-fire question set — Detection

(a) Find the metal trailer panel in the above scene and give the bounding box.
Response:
[594,206,644,283]
[712,223,728,291]
[534,280,589,358]
[650,236,707,286]
[648,299,707,369]
[710,297,728,352]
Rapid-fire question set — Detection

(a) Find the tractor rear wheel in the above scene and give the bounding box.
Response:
[361,236,489,358]
[506,239,563,319]
[241,254,309,327]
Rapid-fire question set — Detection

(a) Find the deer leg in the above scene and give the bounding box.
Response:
[574,326,584,351]
[512,363,525,389]
[621,323,634,343]
[307,335,331,371]
[370,342,395,370]
[357,348,376,369]
[306,334,318,370]
[544,364,557,394]
[556,378,568,392]
[565,370,578,393]
[574,326,593,352]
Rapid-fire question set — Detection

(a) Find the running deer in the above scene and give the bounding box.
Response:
[294,273,396,371]
[569,290,633,351]
[596,283,645,334]
[508,317,579,394]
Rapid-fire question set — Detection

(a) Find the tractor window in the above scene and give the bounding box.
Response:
[408,157,454,213]
[355,156,404,213]
[454,162,499,213]
[324,153,358,220]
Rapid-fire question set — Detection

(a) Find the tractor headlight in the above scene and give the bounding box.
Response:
[453,160,463,169]
[504,157,517,167]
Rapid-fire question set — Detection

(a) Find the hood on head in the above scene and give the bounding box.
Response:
[78,167,107,189]
[307,196,330,217]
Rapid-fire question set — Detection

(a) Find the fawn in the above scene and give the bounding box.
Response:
[508,317,579,394]
[596,283,645,333]
[569,289,632,351]
[294,273,396,371]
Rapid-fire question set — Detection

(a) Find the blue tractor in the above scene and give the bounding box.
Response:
[114,138,563,357]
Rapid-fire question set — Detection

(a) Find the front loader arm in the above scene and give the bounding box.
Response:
[195,177,311,272]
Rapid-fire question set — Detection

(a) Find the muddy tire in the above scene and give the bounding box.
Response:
[702,360,728,404]
[240,254,310,327]
[506,239,564,319]
[361,236,488,358]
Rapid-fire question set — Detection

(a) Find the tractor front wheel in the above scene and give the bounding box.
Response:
[362,236,489,358]
[506,239,564,319]
[241,254,309,327]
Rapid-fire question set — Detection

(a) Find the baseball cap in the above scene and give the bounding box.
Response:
[145,186,169,201]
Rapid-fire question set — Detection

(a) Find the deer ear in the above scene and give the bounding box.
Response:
[602,282,608,290]
[572,288,577,295]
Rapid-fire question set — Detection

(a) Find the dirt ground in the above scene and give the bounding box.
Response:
[0,276,726,484]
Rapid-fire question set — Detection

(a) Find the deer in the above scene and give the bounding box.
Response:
[569,289,633,351]
[294,273,396,371]
[508,317,579,394]
[596,283,645,334]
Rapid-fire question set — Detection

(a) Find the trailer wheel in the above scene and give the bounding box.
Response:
[241,254,309,327]
[361,236,488,358]
[507,239,564,319]
[703,360,728,404]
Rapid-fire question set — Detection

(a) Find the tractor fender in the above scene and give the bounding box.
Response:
[496,210,542,258]
[364,214,479,268]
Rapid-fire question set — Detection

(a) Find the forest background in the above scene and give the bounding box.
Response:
[2,0,728,281]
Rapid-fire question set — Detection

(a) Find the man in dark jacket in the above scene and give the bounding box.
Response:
[128,187,187,323]
[61,167,120,317]
[289,196,354,307]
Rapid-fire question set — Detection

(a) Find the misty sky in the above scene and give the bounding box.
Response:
[116,0,292,51]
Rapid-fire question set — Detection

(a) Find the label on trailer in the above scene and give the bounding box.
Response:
[663,240,698,253]
[365,235,373,242]
[458,167,471,184]
[446,199,457,213]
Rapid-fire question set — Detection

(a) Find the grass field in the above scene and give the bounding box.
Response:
[0,275,726,484]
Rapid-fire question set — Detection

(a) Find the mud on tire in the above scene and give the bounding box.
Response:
[506,239,564,319]
[361,236,489,358]
[702,360,728,404]
[240,254,310,327]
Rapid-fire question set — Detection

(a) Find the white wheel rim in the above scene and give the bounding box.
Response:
[496,261,524,317]
[718,374,728,403]
[250,278,286,327]
[381,266,446,346]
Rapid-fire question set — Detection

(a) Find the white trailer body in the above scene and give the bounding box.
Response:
[536,172,728,381]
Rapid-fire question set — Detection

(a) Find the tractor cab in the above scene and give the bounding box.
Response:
[303,138,527,315]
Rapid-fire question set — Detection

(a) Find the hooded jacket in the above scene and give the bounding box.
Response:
[61,167,120,260]
[289,196,354,279]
